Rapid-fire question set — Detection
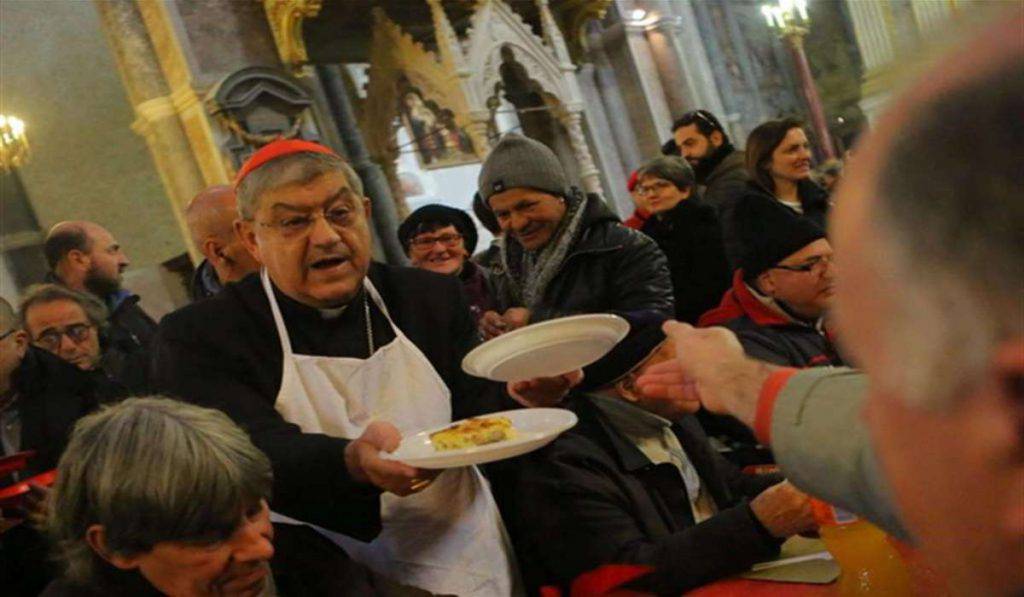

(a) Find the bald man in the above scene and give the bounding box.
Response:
[44,221,155,393]
[185,185,259,301]
[0,296,109,594]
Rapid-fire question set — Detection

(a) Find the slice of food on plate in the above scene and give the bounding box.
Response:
[430,416,516,451]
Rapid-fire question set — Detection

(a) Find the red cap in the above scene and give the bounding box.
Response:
[627,170,639,192]
[234,138,339,187]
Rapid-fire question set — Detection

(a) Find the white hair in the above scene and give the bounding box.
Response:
[869,61,1023,410]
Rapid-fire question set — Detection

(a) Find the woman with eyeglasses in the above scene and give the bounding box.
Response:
[397,204,495,324]
[633,156,731,325]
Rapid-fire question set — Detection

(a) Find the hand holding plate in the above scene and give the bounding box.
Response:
[508,368,584,407]
[344,421,437,496]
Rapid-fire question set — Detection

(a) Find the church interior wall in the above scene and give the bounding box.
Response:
[0,0,184,270]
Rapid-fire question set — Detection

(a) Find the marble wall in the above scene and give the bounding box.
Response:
[0,0,184,271]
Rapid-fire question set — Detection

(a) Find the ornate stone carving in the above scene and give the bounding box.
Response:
[206,66,319,168]
[556,109,601,194]
[464,0,569,108]
[362,8,479,163]
[261,0,323,75]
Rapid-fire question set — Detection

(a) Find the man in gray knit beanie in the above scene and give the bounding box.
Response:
[476,131,675,401]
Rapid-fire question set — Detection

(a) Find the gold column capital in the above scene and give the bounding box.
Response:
[262,0,323,75]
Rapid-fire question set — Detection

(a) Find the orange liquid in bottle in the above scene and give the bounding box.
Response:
[812,500,913,595]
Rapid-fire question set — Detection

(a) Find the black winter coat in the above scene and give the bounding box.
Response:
[698,149,750,269]
[2,348,115,597]
[699,271,844,369]
[103,293,158,394]
[515,397,782,595]
[152,264,512,539]
[640,198,731,324]
[696,272,845,450]
[489,193,675,325]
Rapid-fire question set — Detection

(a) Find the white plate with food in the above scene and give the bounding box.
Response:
[383,408,578,469]
[462,314,630,382]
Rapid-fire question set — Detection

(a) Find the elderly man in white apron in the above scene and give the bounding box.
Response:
[153,139,581,596]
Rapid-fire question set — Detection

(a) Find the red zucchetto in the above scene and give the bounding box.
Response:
[234,138,339,187]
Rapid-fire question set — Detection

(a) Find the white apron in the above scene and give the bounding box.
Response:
[261,271,517,597]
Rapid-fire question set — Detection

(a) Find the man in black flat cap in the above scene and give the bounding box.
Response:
[513,314,817,595]
[397,204,494,323]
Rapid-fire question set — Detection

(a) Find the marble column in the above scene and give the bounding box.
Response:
[316,64,406,265]
[844,0,898,124]
[575,63,632,216]
[558,109,604,197]
[845,0,896,72]
[910,0,954,37]
[585,22,643,173]
[644,2,727,122]
[94,0,205,260]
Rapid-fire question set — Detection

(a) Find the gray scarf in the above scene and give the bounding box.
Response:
[498,190,588,310]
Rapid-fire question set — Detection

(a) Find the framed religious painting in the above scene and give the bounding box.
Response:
[397,79,478,170]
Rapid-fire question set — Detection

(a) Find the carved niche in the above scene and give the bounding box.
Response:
[206,66,322,169]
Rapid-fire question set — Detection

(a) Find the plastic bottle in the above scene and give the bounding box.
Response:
[811,499,913,595]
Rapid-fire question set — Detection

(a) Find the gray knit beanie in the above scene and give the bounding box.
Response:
[478,132,570,203]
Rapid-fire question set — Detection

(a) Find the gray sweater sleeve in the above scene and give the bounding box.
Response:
[770,368,911,540]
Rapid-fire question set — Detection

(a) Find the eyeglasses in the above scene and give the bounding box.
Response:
[33,323,94,351]
[409,232,463,250]
[635,181,675,196]
[771,254,834,275]
[257,205,358,238]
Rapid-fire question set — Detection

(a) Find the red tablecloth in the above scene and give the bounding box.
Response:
[685,579,837,596]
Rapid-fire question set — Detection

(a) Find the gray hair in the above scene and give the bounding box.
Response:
[0,297,16,332]
[236,151,364,219]
[872,60,1023,409]
[48,397,273,585]
[19,284,108,333]
[635,155,696,191]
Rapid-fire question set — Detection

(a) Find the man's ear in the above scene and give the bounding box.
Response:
[709,130,724,147]
[234,219,261,264]
[755,271,776,296]
[201,238,223,265]
[86,525,140,570]
[66,249,89,269]
[361,197,372,221]
[679,185,693,199]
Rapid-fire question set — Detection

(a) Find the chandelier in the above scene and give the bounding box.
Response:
[0,114,30,172]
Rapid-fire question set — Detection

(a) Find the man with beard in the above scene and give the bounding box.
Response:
[185,185,260,301]
[44,221,156,393]
[672,110,750,268]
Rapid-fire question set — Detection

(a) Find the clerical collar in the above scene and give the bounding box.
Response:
[318,304,348,320]
[272,283,360,320]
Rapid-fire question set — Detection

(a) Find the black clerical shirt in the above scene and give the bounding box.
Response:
[274,285,395,359]
[152,264,512,538]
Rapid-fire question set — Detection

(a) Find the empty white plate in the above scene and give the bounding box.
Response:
[382,408,578,469]
[463,313,630,382]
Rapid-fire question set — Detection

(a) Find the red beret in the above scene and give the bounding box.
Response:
[234,138,339,187]
[626,170,639,192]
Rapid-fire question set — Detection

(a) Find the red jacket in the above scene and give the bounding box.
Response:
[698,271,843,369]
